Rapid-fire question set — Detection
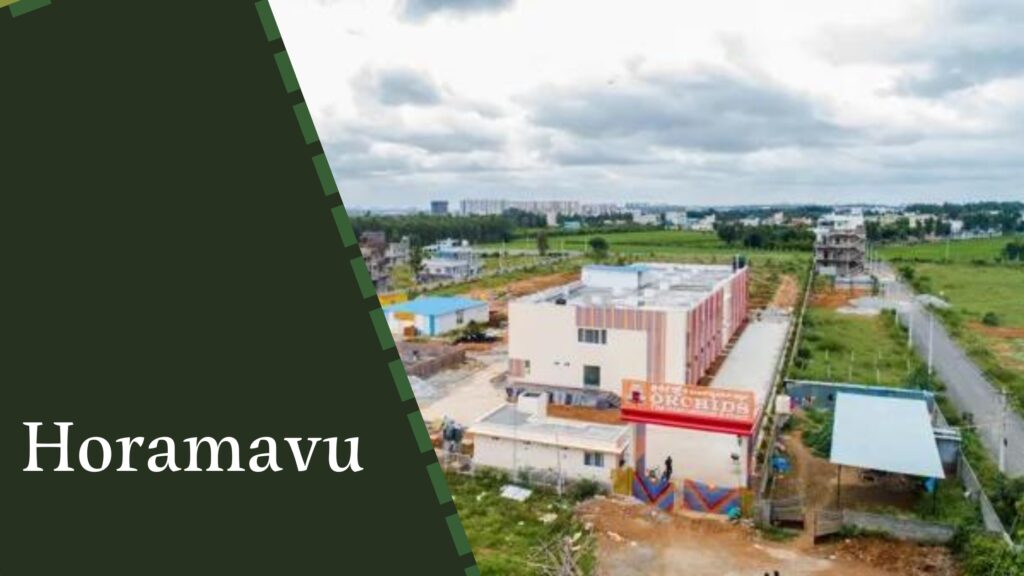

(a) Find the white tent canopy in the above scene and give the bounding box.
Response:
[830,393,945,479]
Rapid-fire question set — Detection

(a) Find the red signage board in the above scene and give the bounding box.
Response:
[620,379,757,436]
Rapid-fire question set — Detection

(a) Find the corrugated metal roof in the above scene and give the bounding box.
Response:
[830,393,945,479]
[384,296,486,317]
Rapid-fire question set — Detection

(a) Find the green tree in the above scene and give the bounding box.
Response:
[588,236,609,261]
[536,232,549,256]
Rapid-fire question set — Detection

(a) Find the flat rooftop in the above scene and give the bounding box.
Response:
[470,403,630,453]
[518,262,741,311]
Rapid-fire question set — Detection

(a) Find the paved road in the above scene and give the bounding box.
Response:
[880,264,1024,476]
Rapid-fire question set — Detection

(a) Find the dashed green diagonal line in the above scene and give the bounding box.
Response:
[389,359,414,402]
[292,102,319,145]
[407,411,432,453]
[425,462,452,504]
[368,307,395,350]
[445,514,472,557]
[350,257,376,299]
[330,205,357,246]
[273,50,299,94]
[10,0,51,17]
[464,566,481,576]
[254,0,279,42]
[313,154,339,197]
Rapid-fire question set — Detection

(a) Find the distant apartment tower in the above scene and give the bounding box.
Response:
[430,200,449,215]
[507,262,749,406]
[460,198,581,216]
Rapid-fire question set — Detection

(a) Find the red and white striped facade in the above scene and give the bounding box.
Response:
[508,263,749,399]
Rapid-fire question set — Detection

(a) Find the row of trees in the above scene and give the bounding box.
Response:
[714,223,815,251]
[865,217,953,241]
[351,213,516,246]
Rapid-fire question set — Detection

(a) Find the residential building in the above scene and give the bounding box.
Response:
[421,238,482,282]
[384,296,488,337]
[469,392,631,486]
[507,262,749,406]
[814,213,867,277]
[358,231,411,293]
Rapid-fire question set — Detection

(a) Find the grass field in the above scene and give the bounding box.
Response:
[881,236,1024,406]
[790,278,924,387]
[881,235,1021,265]
[448,470,594,576]
[491,230,734,254]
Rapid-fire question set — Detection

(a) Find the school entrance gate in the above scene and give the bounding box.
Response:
[620,379,758,514]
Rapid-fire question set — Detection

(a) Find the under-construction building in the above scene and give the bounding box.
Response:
[814,227,866,277]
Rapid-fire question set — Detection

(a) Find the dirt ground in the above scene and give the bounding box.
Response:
[467,270,580,317]
[578,497,958,576]
[770,274,800,310]
[811,287,870,310]
[772,431,920,515]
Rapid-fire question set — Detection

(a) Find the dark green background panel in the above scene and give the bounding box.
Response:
[0,1,471,573]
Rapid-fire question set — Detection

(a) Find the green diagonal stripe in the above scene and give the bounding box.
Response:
[407,411,432,453]
[425,462,452,504]
[388,358,414,402]
[292,102,319,145]
[445,514,472,557]
[350,257,376,299]
[313,154,339,197]
[368,307,395,350]
[465,567,481,576]
[330,205,357,247]
[273,50,299,94]
[10,0,51,17]
[254,0,280,42]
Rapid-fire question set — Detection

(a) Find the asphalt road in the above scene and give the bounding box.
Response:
[881,267,1024,476]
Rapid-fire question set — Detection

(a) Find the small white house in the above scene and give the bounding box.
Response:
[469,393,631,486]
[385,296,488,337]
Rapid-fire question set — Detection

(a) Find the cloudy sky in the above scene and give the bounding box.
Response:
[271,0,1024,209]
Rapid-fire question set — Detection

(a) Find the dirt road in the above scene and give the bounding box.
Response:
[578,497,958,576]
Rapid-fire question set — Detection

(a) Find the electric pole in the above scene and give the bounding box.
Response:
[928,314,934,377]
[1000,388,1008,474]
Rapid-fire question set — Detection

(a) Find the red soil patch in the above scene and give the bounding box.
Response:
[770,274,800,310]
[811,287,870,310]
[967,322,1024,339]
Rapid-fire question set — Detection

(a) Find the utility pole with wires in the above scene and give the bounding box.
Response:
[928,314,935,377]
[1000,387,1008,474]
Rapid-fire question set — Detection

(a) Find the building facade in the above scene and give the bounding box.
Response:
[469,392,631,486]
[507,263,749,405]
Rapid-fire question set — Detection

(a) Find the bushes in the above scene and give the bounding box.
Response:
[983,312,1001,327]
[568,479,602,502]
[798,409,834,458]
[956,531,1024,575]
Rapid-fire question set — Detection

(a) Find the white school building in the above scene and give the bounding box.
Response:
[507,263,749,405]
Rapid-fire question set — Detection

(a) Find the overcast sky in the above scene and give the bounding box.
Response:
[271,0,1024,209]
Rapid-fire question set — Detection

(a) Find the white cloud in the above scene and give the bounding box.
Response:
[271,0,1024,207]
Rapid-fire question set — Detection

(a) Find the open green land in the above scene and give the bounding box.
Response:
[790,278,925,387]
[881,237,1024,405]
[881,235,1019,265]
[448,470,595,576]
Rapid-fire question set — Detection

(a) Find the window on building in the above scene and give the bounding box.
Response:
[584,452,605,467]
[577,328,607,344]
[583,365,601,387]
